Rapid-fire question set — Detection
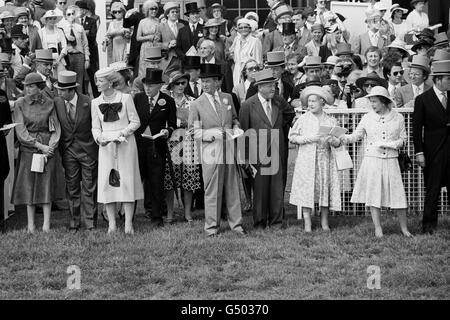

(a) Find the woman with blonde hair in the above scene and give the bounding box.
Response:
[105,1,131,63]
[136,0,162,77]
[341,86,412,238]
[289,86,342,232]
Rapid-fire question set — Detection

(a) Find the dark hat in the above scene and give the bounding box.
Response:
[184,2,200,15]
[142,68,165,84]
[416,28,435,42]
[11,24,28,38]
[411,39,433,52]
[75,1,89,10]
[297,75,322,91]
[355,72,388,89]
[184,55,201,70]
[199,63,222,79]
[301,7,315,19]
[281,22,296,36]
[0,38,14,53]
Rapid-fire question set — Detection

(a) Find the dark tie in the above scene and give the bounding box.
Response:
[193,81,199,98]
[66,101,76,123]
[69,26,77,46]
[148,97,154,114]
[275,82,280,96]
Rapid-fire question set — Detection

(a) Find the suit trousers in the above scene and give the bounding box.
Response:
[423,138,450,229]
[67,53,85,94]
[62,148,98,229]
[85,59,100,98]
[202,162,243,235]
[253,163,284,228]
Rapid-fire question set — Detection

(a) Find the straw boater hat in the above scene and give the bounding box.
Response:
[273,4,293,21]
[204,18,222,28]
[303,56,322,69]
[323,56,339,67]
[167,70,190,89]
[142,68,165,84]
[53,70,79,90]
[40,10,63,25]
[365,86,395,105]
[34,49,54,63]
[253,69,277,86]
[266,51,285,67]
[410,55,431,73]
[0,11,15,20]
[432,49,450,61]
[300,85,333,106]
[184,2,200,16]
[355,71,388,89]
[199,63,222,79]
[390,4,409,15]
[335,43,353,56]
[163,1,179,15]
[434,32,449,47]
[23,72,45,86]
[430,60,450,76]
[144,47,162,62]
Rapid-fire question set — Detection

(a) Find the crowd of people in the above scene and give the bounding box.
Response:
[0,0,449,238]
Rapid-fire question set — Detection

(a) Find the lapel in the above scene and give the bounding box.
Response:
[428,87,448,115]
[73,94,87,132]
[271,97,280,127]
[202,93,222,125]
[253,95,272,127]
[218,92,229,126]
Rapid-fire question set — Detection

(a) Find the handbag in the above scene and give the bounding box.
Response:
[334,146,353,171]
[31,153,46,173]
[109,144,120,187]
[398,151,412,173]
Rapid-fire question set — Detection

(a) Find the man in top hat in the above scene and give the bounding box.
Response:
[53,70,98,231]
[335,43,353,60]
[188,63,246,237]
[239,68,295,230]
[10,24,31,78]
[413,59,450,234]
[274,22,307,60]
[395,55,432,107]
[262,3,294,60]
[183,55,202,98]
[134,68,176,228]
[353,9,391,57]
[175,2,203,62]
[76,0,99,98]
[15,6,43,53]
[263,0,286,33]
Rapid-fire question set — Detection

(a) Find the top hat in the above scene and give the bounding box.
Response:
[355,71,388,89]
[430,60,450,76]
[11,24,28,38]
[35,49,54,63]
[410,55,431,73]
[411,0,428,7]
[204,18,223,28]
[167,71,190,89]
[142,68,165,84]
[23,72,45,86]
[432,49,450,61]
[253,68,277,86]
[300,85,333,106]
[75,1,89,10]
[14,7,29,18]
[281,22,296,36]
[184,55,201,70]
[267,51,285,67]
[335,43,353,56]
[199,63,222,79]
[184,2,200,15]
[303,56,322,69]
[297,75,323,91]
[40,10,63,25]
[54,70,79,89]
[144,47,162,62]
[163,1,179,14]
[365,86,395,105]
[434,32,449,47]
[274,4,293,21]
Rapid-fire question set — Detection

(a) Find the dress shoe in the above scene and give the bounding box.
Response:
[207,232,219,238]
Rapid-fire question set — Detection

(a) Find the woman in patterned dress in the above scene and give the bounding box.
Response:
[341,86,412,238]
[289,86,341,232]
[164,71,201,223]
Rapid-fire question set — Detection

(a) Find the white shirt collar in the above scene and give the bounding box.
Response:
[204,56,215,64]
[149,91,160,104]
[413,83,424,91]
[433,85,447,98]
[68,92,78,106]
[258,93,270,106]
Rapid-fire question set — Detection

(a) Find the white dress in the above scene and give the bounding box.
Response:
[343,110,407,209]
[91,91,144,203]
[230,34,262,87]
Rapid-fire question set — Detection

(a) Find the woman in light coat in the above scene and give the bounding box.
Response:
[341,86,412,238]
[289,86,341,232]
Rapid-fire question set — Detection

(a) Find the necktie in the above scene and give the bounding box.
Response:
[213,96,222,122]
[442,92,447,109]
[171,22,178,37]
[265,99,272,124]
[191,24,195,34]
[66,101,76,123]
[193,81,199,98]
[275,82,280,96]
[45,77,52,90]
[148,97,154,113]
[69,26,77,46]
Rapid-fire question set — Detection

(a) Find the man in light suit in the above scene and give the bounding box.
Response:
[54,71,98,231]
[188,64,246,237]
[239,69,295,230]
[413,60,450,234]
[395,55,432,108]
[293,8,312,48]
[262,4,293,60]
[353,9,391,58]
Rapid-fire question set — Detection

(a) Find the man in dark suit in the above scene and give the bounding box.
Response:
[175,2,203,62]
[76,0,99,97]
[134,68,177,228]
[54,71,98,231]
[123,2,145,78]
[239,68,295,230]
[413,60,450,234]
[183,55,202,98]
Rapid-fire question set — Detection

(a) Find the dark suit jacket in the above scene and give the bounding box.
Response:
[28,25,43,52]
[54,93,98,160]
[413,88,450,165]
[0,89,12,181]
[81,16,99,69]
[123,10,145,68]
[134,91,177,157]
[245,75,294,102]
[175,23,204,62]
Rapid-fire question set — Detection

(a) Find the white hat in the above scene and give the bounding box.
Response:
[244,11,259,22]
[237,18,252,27]
[373,2,388,11]
[300,86,334,106]
[40,10,63,25]
[365,86,394,104]
[323,56,339,66]
[95,67,115,79]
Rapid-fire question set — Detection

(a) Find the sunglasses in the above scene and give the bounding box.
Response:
[174,81,187,86]
[238,26,250,29]
[363,82,378,88]
[149,7,158,11]
[112,11,122,14]
[393,70,404,76]
[247,66,259,72]
[58,2,67,4]
[323,65,334,70]
[66,13,75,16]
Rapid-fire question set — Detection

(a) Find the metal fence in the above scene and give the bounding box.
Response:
[291,107,449,216]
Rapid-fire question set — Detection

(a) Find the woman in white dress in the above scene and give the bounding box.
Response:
[406,0,429,32]
[388,4,410,40]
[341,86,412,238]
[289,86,342,232]
[91,67,144,234]
[229,18,262,87]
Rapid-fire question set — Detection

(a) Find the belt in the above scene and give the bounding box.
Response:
[68,52,83,55]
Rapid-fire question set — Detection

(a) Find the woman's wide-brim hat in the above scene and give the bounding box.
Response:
[253,69,277,86]
[300,85,333,106]
[40,10,63,25]
[53,70,80,89]
[199,63,222,79]
[430,60,450,76]
[204,18,223,28]
[142,68,165,84]
[390,4,408,14]
[23,72,45,86]
[355,72,388,89]
[365,86,395,105]
[387,39,411,56]
[411,39,433,52]
[167,71,190,89]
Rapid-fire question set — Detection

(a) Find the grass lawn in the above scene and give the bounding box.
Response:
[1,149,449,299]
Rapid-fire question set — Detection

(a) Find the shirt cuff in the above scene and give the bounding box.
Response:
[415,152,424,156]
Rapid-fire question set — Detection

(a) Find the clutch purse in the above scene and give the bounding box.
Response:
[109,144,120,187]
[334,146,353,171]
[398,151,412,173]
[31,154,46,173]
